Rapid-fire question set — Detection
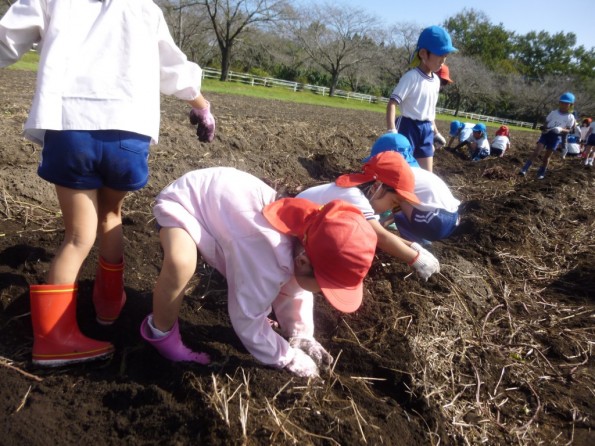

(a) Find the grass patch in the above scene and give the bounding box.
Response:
[202,78,387,114]
[6,51,39,71]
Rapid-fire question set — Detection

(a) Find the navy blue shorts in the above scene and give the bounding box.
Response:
[537,132,561,151]
[39,130,150,191]
[395,117,434,159]
[394,208,459,243]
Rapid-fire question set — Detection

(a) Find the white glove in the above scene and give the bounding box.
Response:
[552,127,562,134]
[409,243,440,280]
[289,336,333,370]
[285,348,319,378]
[434,132,446,146]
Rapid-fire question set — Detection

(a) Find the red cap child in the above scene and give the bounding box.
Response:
[264,198,377,313]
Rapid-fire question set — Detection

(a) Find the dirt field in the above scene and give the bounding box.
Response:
[0,68,593,445]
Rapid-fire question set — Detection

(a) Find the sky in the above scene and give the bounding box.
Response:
[337,0,595,50]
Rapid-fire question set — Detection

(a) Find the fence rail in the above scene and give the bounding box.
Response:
[202,68,535,129]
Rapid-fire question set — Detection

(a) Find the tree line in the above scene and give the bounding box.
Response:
[2,0,593,123]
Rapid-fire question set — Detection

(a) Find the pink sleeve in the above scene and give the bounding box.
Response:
[272,276,314,338]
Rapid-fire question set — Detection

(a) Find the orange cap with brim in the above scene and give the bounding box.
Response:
[436,64,453,84]
[335,151,421,205]
[262,198,377,313]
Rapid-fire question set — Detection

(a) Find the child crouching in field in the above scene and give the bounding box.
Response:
[140,167,377,378]
[519,92,576,179]
[360,136,461,246]
[490,125,511,157]
[297,148,440,281]
[453,123,490,160]
[446,121,475,149]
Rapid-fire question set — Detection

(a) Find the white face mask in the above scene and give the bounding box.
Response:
[367,182,384,202]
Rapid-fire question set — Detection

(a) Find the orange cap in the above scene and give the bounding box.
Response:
[335,151,420,205]
[263,198,376,313]
[495,125,509,137]
[436,64,453,84]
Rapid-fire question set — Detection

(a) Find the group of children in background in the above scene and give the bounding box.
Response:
[445,121,511,160]
[436,93,594,181]
[518,92,595,178]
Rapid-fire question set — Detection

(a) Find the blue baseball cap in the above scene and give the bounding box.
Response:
[559,92,575,104]
[362,133,419,168]
[472,123,486,133]
[416,26,457,56]
[449,120,463,136]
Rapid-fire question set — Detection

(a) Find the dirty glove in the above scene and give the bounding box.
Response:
[189,101,216,142]
[409,243,440,281]
[289,336,333,370]
[434,132,446,147]
[285,348,319,378]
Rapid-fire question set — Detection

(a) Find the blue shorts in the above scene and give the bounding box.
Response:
[39,130,150,191]
[586,134,595,146]
[394,208,459,243]
[537,132,561,151]
[395,117,434,159]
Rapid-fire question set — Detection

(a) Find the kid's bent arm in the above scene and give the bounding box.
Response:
[386,99,398,132]
[369,219,417,263]
[0,1,44,67]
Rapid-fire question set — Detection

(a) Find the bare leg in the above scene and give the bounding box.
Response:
[47,186,98,284]
[529,143,544,162]
[96,186,127,263]
[541,149,554,169]
[152,227,198,331]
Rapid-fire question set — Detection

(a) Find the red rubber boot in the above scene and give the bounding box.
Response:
[30,284,114,366]
[92,257,126,325]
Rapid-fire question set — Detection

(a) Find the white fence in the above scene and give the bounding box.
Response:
[202,68,535,129]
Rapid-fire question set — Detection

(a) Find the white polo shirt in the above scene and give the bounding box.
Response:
[389,67,440,122]
[296,183,377,221]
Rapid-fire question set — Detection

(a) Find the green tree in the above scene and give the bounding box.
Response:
[443,8,515,71]
[512,31,577,79]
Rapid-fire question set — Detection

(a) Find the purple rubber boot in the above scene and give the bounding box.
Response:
[140,315,210,364]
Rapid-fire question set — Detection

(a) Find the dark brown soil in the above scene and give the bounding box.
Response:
[0,69,593,445]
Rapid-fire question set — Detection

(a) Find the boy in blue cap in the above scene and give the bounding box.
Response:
[362,136,461,245]
[363,132,420,167]
[386,26,457,172]
[446,120,475,149]
[519,92,576,179]
[453,123,490,160]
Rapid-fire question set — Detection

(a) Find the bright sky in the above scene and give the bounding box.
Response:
[337,0,595,50]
